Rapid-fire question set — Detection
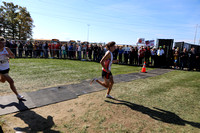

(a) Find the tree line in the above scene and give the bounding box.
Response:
[0,1,34,40]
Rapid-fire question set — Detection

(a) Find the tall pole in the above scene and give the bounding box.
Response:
[194,24,198,44]
[87,24,90,42]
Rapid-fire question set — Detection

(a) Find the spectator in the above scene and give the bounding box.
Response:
[173,50,179,69]
[145,46,151,66]
[24,42,28,58]
[157,46,165,67]
[196,51,200,71]
[11,41,17,57]
[61,44,66,59]
[118,46,124,64]
[93,44,98,61]
[123,45,130,64]
[18,41,24,58]
[138,46,145,66]
[129,47,135,65]
[82,42,87,59]
[132,46,138,65]
[98,45,105,63]
[44,41,48,58]
[88,44,92,61]
[179,48,188,70]
[151,47,157,67]
[73,42,77,59]
[48,43,53,58]
[39,42,43,57]
[68,43,73,59]
[77,44,82,60]
[113,46,119,60]
[28,41,33,58]
[188,47,196,71]
[55,42,61,58]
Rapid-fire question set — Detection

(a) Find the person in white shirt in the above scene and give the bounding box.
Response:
[157,46,165,56]
[61,44,66,58]
[0,37,24,100]
[77,45,82,60]
[157,46,165,67]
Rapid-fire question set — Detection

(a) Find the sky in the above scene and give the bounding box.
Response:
[1,0,200,45]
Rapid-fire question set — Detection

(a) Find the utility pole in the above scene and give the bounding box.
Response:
[194,24,199,44]
[87,24,90,42]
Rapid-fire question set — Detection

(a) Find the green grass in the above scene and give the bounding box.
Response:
[110,70,200,132]
[0,58,152,95]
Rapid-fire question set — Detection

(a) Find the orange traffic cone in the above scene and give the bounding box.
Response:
[141,61,147,73]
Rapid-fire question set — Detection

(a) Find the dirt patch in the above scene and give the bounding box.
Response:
[0,90,155,133]
[0,87,194,133]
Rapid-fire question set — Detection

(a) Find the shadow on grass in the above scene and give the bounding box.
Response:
[105,99,200,128]
[0,100,60,133]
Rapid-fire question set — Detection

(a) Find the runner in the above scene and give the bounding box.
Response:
[90,41,118,98]
[0,37,24,100]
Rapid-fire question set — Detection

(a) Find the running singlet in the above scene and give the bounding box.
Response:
[0,48,9,70]
[102,50,113,72]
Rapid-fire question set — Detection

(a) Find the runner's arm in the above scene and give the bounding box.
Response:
[5,47,15,58]
[100,51,110,73]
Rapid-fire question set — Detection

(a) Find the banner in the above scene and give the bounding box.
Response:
[145,40,154,46]
[137,38,145,44]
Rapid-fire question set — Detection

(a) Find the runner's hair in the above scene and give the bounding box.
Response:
[106,41,115,50]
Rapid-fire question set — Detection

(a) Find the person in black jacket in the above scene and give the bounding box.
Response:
[18,41,24,58]
[188,47,196,71]
[179,48,188,70]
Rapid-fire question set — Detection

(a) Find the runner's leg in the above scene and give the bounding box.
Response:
[2,74,19,96]
[107,76,114,95]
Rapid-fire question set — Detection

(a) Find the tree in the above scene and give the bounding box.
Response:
[0,1,34,40]
[16,6,34,40]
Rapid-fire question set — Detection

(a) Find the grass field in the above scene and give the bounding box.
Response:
[1,59,200,132]
[0,58,150,95]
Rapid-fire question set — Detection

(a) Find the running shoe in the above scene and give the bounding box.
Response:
[105,94,114,99]
[17,94,24,100]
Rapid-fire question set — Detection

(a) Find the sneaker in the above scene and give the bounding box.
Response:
[105,94,114,99]
[90,78,97,85]
[17,95,24,100]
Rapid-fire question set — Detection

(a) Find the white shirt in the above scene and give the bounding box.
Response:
[0,48,9,70]
[61,45,66,51]
[157,49,164,56]
[78,45,81,51]
[102,50,113,71]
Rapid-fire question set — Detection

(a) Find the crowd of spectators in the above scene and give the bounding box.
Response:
[5,40,200,71]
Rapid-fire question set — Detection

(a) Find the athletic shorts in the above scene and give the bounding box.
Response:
[0,68,10,74]
[102,70,112,79]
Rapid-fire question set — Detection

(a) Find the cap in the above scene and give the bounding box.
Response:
[159,46,162,48]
